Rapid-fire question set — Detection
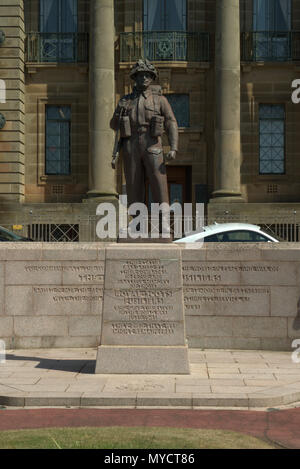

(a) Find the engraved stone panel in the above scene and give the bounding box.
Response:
[62,262,105,285]
[96,246,189,374]
[240,262,297,286]
[105,257,182,290]
[182,262,241,285]
[105,288,183,322]
[101,320,185,346]
[33,286,103,315]
[184,286,270,316]
[5,261,105,286]
[5,261,63,285]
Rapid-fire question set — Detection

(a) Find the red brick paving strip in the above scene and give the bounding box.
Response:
[0,409,300,448]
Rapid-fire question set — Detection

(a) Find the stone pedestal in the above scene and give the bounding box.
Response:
[95,245,189,374]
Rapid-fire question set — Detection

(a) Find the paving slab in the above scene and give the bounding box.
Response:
[0,348,300,408]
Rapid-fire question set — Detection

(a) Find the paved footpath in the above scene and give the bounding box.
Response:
[1,348,300,408]
[0,408,299,449]
[1,348,300,448]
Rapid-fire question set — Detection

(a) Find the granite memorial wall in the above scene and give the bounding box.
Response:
[0,243,299,352]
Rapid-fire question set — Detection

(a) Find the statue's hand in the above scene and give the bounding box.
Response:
[165,150,176,162]
[118,98,128,110]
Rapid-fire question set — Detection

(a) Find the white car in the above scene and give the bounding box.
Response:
[174,223,280,243]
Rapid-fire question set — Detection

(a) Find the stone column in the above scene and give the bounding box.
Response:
[0,0,25,202]
[211,0,244,202]
[87,0,117,199]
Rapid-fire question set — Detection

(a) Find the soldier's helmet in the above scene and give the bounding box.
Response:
[130,59,158,81]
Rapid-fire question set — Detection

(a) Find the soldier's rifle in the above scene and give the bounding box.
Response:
[111,107,125,169]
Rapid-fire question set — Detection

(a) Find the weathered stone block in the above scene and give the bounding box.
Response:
[69,316,102,337]
[95,346,190,374]
[96,246,189,373]
[14,317,68,337]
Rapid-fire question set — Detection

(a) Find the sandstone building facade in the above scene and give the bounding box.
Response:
[0,0,300,241]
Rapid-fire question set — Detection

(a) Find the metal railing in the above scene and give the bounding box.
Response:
[2,212,300,242]
[206,213,300,242]
[25,32,89,63]
[120,31,210,62]
[241,31,300,62]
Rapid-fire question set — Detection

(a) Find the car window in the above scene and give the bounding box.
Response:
[251,233,270,242]
[0,227,22,241]
[202,234,219,242]
[215,230,270,242]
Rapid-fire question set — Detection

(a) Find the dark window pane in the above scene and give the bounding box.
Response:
[259,104,285,174]
[165,94,189,127]
[204,230,271,242]
[203,234,219,242]
[45,105,71,175]
[253,0,291,31]
[143,0,186,31]
[40,0,77,33]
[165,0,186,31]
[143,0,163,30]
[61,0,78,33]
[252,233,270,242]
[225,230,253,241]
[40,0,59,33]
[46,105,71,120]
[170,183,183,205]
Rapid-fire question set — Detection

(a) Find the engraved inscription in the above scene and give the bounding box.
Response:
[100,254,186,347]
[33,286,103,303]
[183,263,280,284]
[25,265,104,273]
[115,290,173,305]
[24,264,104,284]
[182,265,279,272]
[111,259,173,289]
[113,304,172,321]
[114,382,165,392]
[111,322,177,335]
[184,286,269,310]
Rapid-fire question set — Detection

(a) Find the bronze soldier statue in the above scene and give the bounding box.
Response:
[110,59,178,207]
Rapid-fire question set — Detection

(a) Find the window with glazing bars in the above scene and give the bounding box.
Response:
[165,94,189,127]
[259,104,285,174]
[40,0,78,33]
[253,0,291,31]
[39,0,78,61]
[143,0,187,31]
[45,105,71,175]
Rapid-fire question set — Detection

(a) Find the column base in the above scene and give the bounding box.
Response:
[210,190,245,204]
[85,191,118,202]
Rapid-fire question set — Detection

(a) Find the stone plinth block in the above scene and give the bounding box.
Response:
[95,246,189,374]
[95,346,190,374]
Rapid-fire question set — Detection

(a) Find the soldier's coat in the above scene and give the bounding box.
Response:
[110,86,179,206]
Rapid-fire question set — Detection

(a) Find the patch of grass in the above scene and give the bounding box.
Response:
[0,427,276,449]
